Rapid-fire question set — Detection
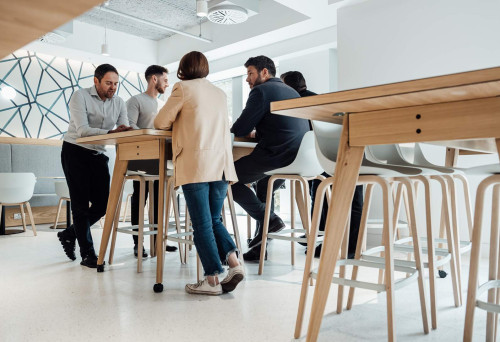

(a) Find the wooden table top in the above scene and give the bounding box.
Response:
[76,129,172,146]
[271,66,500,123]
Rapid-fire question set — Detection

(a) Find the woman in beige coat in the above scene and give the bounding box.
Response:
[154,51,244,295]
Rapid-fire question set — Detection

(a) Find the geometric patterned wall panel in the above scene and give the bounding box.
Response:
[0,50,147,139]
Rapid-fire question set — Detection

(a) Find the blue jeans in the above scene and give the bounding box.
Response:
[182,180,237,276]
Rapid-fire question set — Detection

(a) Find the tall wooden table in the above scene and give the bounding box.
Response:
[271,67,500,341]
[77,129,172,290]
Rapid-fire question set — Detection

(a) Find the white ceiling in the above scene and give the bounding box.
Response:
[22,0,349,72]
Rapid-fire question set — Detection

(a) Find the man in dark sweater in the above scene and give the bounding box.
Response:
[280,71,364,259]
[231,56,310,261]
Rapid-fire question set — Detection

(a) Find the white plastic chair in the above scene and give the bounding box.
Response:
[295,121,430,340]
[0,173,37,236]
[257,130,325,274]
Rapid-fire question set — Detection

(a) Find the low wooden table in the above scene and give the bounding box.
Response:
[271,66,500,342]
[77,129,172,290]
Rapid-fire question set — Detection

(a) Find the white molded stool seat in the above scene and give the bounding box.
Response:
[0,173,37,236]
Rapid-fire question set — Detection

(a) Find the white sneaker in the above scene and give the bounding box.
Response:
[221,265,245,293]
[185,279,222,296]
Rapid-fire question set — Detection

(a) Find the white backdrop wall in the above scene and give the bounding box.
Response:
[336,0,500,247]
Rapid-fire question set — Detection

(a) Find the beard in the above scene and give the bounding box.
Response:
[251,75,264,88]
[155,81,165,94]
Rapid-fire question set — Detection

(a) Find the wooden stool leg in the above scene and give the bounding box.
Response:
[464,176,497,342]
[337,217,350,314]
[290,180,296,266]
[25,202,36,236]
[18,203,27,232]
[258,176,278,275]
[137,178,146,273]
[171,184,184,263]
[400,178,430,334]
[148,180,155,258]
[445,175,463,305]
[226,186,243,263]
[295,177,334,339]
[109,180,125,264]
[122,194,130,223]
[347,183,373,310]
[487,184,500,341]
[380,179,396,341]
[53,198,64,229]
[456,174,474,241]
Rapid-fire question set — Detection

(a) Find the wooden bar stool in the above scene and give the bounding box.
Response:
[463,165,500,341]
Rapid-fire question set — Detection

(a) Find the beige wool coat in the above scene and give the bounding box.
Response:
[154,78,238,188]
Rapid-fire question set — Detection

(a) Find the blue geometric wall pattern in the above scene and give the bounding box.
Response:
[0,50,147,139]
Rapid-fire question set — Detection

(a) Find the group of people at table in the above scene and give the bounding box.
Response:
[56,51,363,295]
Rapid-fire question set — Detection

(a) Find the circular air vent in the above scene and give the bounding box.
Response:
[208,4,248,25]
[38,32,66,44]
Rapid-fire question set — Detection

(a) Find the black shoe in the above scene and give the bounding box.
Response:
[57,231,76,261]
[134,245,148,258]
[248,216,285,249]
[298,234,307,247]
[243,246,267,262]
[166,245,178,252]
[304,244,323,258]
[80,252,100,268]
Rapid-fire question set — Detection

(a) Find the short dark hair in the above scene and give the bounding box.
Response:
[94,64,118,82]
[281,71,307,93]
[145,65,168,82]
[244,55,276,77]
[177,51,209,80]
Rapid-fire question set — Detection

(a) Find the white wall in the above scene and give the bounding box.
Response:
[337,0,500,90]
[336,0,500,247]
[278,49,338,94]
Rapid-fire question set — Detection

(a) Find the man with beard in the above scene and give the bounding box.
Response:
[126,65,177,257]
[231,56,310,261]
[58,64,132,268]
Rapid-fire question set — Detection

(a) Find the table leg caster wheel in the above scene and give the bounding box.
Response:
[153,283,164,293]
[97,264,105,273]
[438,270,447,278]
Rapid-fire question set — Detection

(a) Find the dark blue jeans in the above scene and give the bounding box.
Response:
[182,180,237,276]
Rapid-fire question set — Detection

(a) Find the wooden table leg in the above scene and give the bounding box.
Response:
[97,157,128,271]
[154,140,166,292]
[306,115,365,342]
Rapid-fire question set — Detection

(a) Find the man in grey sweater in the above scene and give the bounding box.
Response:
[126,65,177,257]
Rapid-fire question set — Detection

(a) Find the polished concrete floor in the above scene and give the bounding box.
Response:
[0,218,489,342]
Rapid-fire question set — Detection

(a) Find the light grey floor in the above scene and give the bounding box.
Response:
[0,218,490,342]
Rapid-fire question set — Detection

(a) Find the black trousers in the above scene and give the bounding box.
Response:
[231,154,285,224]
[130,180,159,245]
[309,172,364,255]
[60,142,110,257]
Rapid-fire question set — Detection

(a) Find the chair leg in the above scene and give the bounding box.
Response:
[445,175,463,305]
[19,203,27,232]
[25,202,36,236]
[170,184,183,263]
[226,186,243,263]
[258,175,279,275]
[53,198,64,229]
[464,176,499,342]
[337,217,350,314]
[455,174,474,241]
[347,183,374,310]
[400,178,430,334]
[109,180,125,265]
[295,177,334,339]
[122,194,131,223]
[290,180,296,266]
[486,184,500,341]
[137,178,146,273]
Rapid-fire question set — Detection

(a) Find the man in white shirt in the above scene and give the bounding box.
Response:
[126,65,177,257]
[58,64,132,268]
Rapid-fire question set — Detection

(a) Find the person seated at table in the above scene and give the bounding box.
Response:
[126,64,177,258]
[230,56,310,262]
[154,51,243,295]
[280,71,364,259]
[58,64,132,268]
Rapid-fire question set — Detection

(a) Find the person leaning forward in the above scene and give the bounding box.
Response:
[230,56,310,262]
[58,64,132,268]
